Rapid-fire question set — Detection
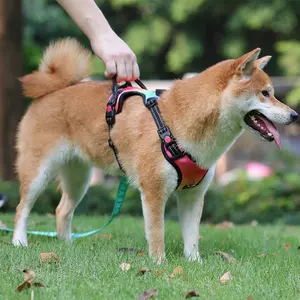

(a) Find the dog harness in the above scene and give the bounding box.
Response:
[106,80,208,190]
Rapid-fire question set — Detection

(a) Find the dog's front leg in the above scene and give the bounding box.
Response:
[177,167,215,263]
[141,188,166,265]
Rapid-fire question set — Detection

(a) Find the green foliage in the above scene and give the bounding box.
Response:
[167,33,202,72]
[204,171,300,225]
[276,40,300,106]
[2,166,300,224]
[228,1,297,33]
[22,0,300,83]
[170,0,206,23]
[123,17,171,56]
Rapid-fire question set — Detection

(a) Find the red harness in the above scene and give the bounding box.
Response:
[106,81,208,190]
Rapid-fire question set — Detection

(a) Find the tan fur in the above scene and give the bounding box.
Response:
[20,38,91,99]
[13,39,296,263]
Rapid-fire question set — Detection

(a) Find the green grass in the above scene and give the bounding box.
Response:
[0,214,299,300]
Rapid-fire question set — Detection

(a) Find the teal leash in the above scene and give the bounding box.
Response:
[0,176,129,239]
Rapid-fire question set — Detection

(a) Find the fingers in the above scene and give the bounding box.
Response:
[116,59,127,83]
[104,60,117,79]
[104,55,140,82]
[125,60,133,82]
[132,60,140,81]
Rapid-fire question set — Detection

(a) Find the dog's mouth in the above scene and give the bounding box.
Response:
[244,110,281,149]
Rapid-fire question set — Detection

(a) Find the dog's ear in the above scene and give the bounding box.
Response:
[255,55,272,70]
[235,48,261,80]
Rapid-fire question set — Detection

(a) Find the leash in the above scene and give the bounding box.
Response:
[0,79,133,239]
[0,177,128,238]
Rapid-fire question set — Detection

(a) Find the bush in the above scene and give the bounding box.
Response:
[0,180,143,217]
[1,169,300,225]
[203,171,300,224]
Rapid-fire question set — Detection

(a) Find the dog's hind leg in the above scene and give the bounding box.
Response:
[176,167,215,263]
[56,159,92,241]
[13,152,58,246]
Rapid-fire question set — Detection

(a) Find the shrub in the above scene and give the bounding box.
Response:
[1,169,300,225]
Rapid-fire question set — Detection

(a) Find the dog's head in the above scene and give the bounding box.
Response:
[223,48,297,148]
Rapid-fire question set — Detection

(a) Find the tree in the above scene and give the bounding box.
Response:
[0,0,24,180]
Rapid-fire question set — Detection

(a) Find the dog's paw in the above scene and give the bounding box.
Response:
[150,252,166,265]
[185,251,202,263]
[12,233,28,247]
[12,238,28,247]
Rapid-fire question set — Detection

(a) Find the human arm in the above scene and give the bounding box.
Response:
[57,0,140,82]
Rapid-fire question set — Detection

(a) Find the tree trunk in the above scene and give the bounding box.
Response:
[0,0,23,180]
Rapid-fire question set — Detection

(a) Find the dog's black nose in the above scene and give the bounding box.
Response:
[290,111,298,122]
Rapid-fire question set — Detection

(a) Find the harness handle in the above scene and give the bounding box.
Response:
[112,77,148,94]
[135,79,147,90]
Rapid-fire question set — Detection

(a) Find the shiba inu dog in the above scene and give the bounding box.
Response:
[13,38,297,264]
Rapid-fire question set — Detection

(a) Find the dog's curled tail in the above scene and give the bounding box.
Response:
[20,38,92,99]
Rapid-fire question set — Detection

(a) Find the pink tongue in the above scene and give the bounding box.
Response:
[256,116,281,149]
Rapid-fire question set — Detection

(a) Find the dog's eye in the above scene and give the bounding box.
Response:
[261,90,270,97]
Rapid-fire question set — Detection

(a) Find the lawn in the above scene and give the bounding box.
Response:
[0,214,299,300]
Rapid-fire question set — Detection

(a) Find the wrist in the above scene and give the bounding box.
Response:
[89,27,118,47]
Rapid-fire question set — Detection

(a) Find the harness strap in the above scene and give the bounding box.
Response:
[106,79,209,190]
[106,79,151,173]
[144,97,185,159]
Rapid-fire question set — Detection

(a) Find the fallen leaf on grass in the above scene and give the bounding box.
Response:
[117,247,144,256]
[246,296,254,300]
[169,266,183,279]
[32,282,46,287]
[216,221,234,229]
[120,263,131,271]
[40,252,59,263]
[17,269,46,292]
[137,267,149,276]
[215,251,236,263]
[283,243,291,252]
[97,233,112,239]
[138,289,158,300]
[23,269,35,283]
[185,290,200,298]
[257,252,267,258]
[219,271,232,283]
[154,269,167,276]
[0,220,8,228]
[17,281,31,292]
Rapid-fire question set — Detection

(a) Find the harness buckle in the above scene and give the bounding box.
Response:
[144,97,158,108]
[166,142,185,158]
[158,126,172,141]
[106,106,115,126]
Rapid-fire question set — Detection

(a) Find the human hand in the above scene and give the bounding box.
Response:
[90,32,140,83]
